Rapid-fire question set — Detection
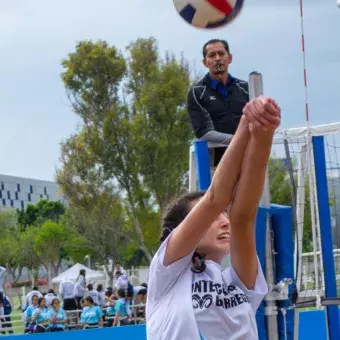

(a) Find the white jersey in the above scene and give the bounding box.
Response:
[44,293,56,308]
[59,280,75,299]
[25,290,43,307]
[0,266,6,292]
[146,233,268,340]
[114,275,128,291]
[86,290,99,305]
[74,276,85,297]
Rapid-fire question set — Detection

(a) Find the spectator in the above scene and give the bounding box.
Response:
[44,289,57,309]
[105,294,117,327]
[187,39,249,166]
[74,269,86,310]
[96,284,106,308]
[0,298,5,333]
[80,297,103,329]
[86,284,99,306]
[31,297,49,333]
[104,287,114,305]
[0,292,13,334]
[113,288,132,327]
[113,263,127,283]
[59,276,77,311]
[47,298,67,332]
[114,271,128,291]
[24,286,43,310]
[24,294,39,333]
[0,266,6,293]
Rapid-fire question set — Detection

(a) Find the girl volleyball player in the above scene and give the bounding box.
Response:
[146,96,281,340]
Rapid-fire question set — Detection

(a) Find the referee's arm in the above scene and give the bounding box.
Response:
[187,87,232,145]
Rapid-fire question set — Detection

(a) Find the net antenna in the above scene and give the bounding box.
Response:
[249,72,279,340]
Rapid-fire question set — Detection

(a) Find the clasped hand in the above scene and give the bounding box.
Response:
[242,96,281,135]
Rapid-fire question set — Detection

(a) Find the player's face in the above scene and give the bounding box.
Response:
[203,42,232,76]
[197,211,231,261]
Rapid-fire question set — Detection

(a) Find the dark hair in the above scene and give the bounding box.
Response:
[115,262,121,266]
[203,39,230,58]
[115,271,121,277]
[0,292,3,303]
[160,191,207,273]
[87,284,93,290]
[48,289,55,294]
[31,294,39,303]
[38,297,46,307]
[96,284,103,292]
[32,286,39,291]
[51,298,60,308]
[117,288,126,298]
[141,283,147,288]
[84,296,94,305]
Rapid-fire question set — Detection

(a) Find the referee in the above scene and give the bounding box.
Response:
[187,39,249,166]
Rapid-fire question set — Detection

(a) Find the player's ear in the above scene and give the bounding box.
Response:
[202,58,208,68]
[228,54,233,64]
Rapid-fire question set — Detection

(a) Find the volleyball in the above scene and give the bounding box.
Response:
[173,0,245,29]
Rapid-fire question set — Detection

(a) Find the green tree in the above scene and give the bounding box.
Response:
[57,38,192,262]
[33,220,83,283]
[0,211,24,284]
[17,199,66,231]
[268,158,313,252]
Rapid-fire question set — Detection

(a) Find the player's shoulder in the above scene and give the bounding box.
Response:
[187,76,208,99]
[233,77,248,87]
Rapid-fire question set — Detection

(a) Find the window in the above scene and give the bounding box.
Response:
[28,193,31,202]
[2,199,5,206]
[21,201,24,209]
[17,183,21,192]
[40,194,43,198]
[44,187,47,195]
[15,192,19,200]
[0,191,2,199]
[10,200,13,207]
[1,182,4,190]
[30,185,33,194]
[7,191,10,199]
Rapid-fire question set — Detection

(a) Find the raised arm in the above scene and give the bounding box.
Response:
[164,97,279,267]
[229,97,280,289]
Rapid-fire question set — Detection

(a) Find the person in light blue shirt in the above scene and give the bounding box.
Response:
[80,296,103,329]
[47,299,67,332]
[31,297,50,333]
[105,293,116,327]
[113,288,132,327]
[24,295,39,333]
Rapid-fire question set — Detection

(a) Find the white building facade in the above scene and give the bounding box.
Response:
[0,174,66,210]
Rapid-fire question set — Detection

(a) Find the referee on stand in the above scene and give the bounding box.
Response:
[187,39,249,166]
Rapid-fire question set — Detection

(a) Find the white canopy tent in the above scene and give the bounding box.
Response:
[51,263,105,284]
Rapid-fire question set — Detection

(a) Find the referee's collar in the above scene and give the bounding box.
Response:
[207,73,235,89]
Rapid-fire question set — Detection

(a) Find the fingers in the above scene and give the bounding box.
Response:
[243,96,281,132]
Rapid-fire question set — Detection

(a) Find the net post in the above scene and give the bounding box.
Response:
[312,135,340,340]
[249,71,279,340]
[194,140,211,191]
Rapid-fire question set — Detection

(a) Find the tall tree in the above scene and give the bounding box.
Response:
[17,199,66,231]
[57,38,192,262]
[268,158,313,251]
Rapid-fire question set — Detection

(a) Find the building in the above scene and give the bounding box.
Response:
[0,174,67,210]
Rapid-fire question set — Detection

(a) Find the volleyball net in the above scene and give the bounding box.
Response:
[189,121,340,339]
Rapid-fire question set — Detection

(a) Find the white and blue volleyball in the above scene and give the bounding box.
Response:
[173,0,244,29]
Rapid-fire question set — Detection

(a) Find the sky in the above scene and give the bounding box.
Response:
[1,0,340,181]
